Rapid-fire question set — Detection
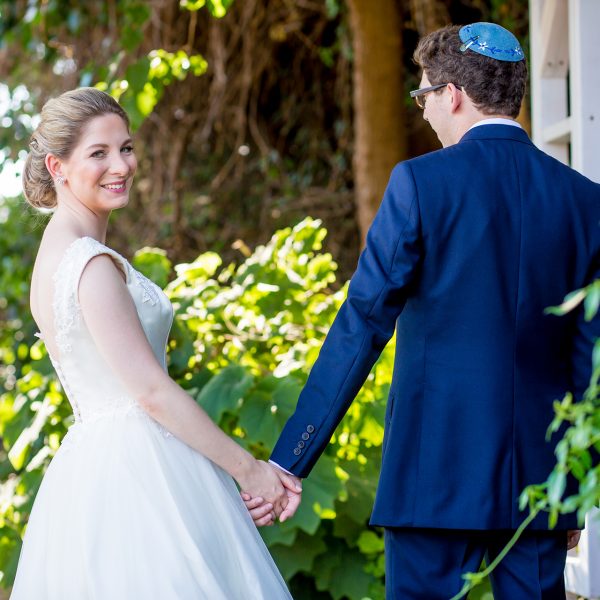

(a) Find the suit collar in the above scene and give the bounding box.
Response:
[459,124,533,145]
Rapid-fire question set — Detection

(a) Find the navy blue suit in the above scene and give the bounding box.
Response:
[271,125,600,597]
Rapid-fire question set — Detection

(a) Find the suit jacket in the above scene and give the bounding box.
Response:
[270,125,600,530]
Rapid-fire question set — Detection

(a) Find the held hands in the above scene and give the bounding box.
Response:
[236,459,288,516]
[240,463,302,527]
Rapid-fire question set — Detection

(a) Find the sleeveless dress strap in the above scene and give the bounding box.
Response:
[52,237,130,355]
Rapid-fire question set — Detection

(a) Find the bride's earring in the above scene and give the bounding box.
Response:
[55,175,65,186]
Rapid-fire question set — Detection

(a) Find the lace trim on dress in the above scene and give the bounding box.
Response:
[84,399,173,438]
[52,237,130,355]
[133,270,160,305]
[59,399,173,452]
[84,396,142,424]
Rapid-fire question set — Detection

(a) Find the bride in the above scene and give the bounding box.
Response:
[11,87,300,599]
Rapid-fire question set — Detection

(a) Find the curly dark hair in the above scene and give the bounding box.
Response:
[413,25,527,118]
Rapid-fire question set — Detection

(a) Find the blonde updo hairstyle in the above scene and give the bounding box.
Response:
[23,87,130,210]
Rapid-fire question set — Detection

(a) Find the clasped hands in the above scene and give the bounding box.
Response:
[238,460,302,527]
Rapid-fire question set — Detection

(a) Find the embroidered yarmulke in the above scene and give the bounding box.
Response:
[459,22,524,62]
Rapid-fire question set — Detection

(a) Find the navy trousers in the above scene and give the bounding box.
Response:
[384,528,567,599]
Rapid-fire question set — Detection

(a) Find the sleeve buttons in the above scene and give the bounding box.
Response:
[292,425,317,456]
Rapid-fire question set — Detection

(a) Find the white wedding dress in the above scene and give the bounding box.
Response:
[10,237,292,600]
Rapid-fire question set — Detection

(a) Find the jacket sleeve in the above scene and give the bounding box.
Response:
[571,262,600,400]
[270,162,422,477]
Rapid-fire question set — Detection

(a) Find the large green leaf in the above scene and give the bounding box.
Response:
[259,519,299,547]
[196,365,253,422]
[238,387,279,449]
[132,247,173,289]
[313,541,376,600]
[292,455,345,535]
[270,530,327,580]
[337,458,377,524]
[238,375,302,449]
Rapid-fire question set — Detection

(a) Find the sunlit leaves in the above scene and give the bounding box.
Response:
[0,199,69,589]
[498,282,600,596]
[0,527,21,589]
[99,48,209,130]
[0,0,216,142]
[148,49,208,82]
[544,288,586,316]
[196,364,253,422]
[132,247,172,289]
[532,280,600,522]
[439,272,600,599]
[357,530,384,554]
[294,456,345,534]
[173,252,222,281]
[238,376,301,449]
[584,280,600,322]
[514,280,600,568]
[180,0,235,18]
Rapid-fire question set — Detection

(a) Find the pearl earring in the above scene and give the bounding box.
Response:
[55,175,65,186]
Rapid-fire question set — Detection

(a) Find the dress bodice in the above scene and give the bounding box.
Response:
[45,236,173,424]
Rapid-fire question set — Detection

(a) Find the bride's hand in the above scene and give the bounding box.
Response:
[240,493,276,526]
[236,460,295,517]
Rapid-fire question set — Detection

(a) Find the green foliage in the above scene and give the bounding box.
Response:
[0,197,53,589]
[0,217,392,598]
[100,48,208,131]
[180,0,235,18]
[522,283,600,526]
[0,0,225,144]
[453,280,600,600]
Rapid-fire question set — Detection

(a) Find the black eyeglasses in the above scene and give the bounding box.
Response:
[409,83,461,109]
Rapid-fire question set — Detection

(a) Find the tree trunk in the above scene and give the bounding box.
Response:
[347,0,406,244]
[409,0,450,35]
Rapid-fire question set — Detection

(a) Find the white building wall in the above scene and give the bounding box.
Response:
[530,2,600,598]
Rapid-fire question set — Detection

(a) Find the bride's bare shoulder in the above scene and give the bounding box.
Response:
[32,233,81,278]
[30,233,82,318]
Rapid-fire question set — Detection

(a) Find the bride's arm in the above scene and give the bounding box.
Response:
[78,255,301,514]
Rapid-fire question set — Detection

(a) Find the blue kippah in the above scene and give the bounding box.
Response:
[459,22,524,62]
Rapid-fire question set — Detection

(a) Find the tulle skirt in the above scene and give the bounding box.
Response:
[10,409,292,599]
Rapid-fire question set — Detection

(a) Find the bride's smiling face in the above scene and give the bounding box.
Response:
[57,113,137,214]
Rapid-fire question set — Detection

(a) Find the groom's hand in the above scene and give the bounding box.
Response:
[277,470,302,522]
[269,464,302,522]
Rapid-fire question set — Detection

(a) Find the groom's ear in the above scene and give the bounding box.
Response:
[447,83,463,113]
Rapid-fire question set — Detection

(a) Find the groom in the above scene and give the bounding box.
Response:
[248,23,600,598]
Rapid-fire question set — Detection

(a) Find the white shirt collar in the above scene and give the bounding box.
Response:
[468,118,522,131]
